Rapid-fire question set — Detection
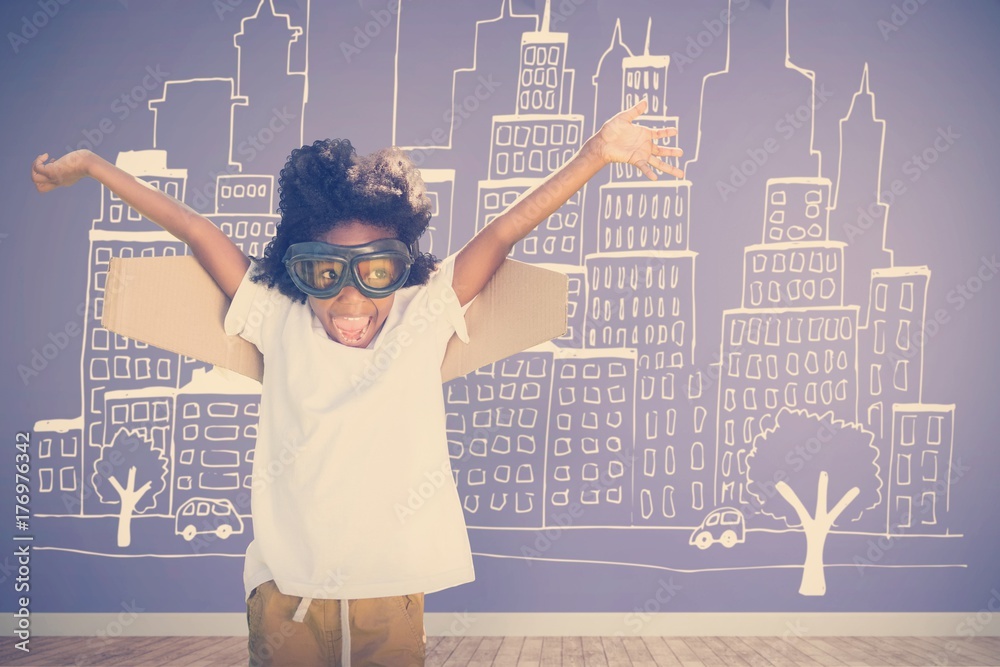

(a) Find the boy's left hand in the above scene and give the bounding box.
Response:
[592,98,684,180]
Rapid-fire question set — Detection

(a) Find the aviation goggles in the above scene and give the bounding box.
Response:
[283,238,414,299]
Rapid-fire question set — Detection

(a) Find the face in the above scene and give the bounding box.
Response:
[306,220,398,348]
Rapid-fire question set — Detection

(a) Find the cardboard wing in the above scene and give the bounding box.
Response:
[101,255,567,383]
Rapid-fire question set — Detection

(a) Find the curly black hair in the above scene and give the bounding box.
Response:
[248,138,439,303]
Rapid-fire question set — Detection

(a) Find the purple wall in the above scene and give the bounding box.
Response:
[3,0,998,616]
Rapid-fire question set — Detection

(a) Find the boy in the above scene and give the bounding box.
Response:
[33,98,682,666]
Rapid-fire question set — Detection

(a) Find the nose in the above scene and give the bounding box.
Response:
[334,284,367,302]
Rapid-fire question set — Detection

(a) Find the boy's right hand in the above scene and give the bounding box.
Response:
[32,150,92,193]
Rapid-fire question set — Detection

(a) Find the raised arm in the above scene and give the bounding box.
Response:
[451,98,684,307]
[32,149,250,299]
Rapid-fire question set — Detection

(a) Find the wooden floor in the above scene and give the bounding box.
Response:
[0,635,997,666]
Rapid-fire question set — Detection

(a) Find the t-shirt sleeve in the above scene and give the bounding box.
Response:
[223,259,285,355]
[422,252,475,346]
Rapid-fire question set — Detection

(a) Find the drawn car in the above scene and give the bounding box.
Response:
[175,498,245,541]
[689,507,745,549]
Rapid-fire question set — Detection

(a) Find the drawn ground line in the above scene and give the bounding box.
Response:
[467,526,964,537]
[471,553,968,572]
[33,547,244,558]
[31,547,969,570]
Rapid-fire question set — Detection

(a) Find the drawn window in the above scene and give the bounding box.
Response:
[692,481,704,511]
[520,382,541,401]
[900,414,916,446]
[662,486,675,518]
[773,253,786,273]
[870,364,882,395]
[875,283,887,311]
[897,320,910,351]
[688,372,702,399]
[694,406,707,433]
[921,492,937,524]
[90,358,110,380]
[868,403,883,438]
[785,353,799,377]
[921,450,938,482]
[730,319,746,346]
[644,449,656,477]
[785,316,801,343]
[900,282,914,311]
[59,466,76,491]
[765,388,778,409]
[208,403,238,418]
[896,496,911,528]
[661,373,675,400]
[927,415,943,445]
[896,453,911,485]
[893,359,909,391]
[38,468,53,493]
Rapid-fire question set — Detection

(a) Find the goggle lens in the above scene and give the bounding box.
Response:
[291,258,348,291]
[356,256,407,290]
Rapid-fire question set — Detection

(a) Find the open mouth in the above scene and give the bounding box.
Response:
[331,315,372,345]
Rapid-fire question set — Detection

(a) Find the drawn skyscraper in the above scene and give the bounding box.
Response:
[830,65,894,312]
[585,19,711,526]
[231,0,306,177]
[684,0,823,366]
[81,150,188,516]
[475,1,585,266]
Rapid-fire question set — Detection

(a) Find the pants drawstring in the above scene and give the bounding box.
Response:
[289,595,351,666]
[292,597,311,623]
[342,598,351,667]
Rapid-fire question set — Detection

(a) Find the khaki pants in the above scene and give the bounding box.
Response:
[247,579,426,666]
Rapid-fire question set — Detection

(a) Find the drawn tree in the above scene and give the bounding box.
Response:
[91,427,169,547]
[745,408,882,596]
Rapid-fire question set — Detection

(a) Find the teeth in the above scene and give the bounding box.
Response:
[333,316,371,344]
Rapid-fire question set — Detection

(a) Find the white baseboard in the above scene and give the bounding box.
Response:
[4,613,999,637]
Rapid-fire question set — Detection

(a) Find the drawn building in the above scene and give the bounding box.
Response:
[231,0,306,178]
[420,169,456,257]
[32,417,84,516]
[585,23,707,527]
[830,65,894,311]
[887,404,955,534]
[634,367,715,526]
[858,266,928,443]
[444,349,553,527]
[715,177,859,515]
[174,367,261,516]
[543,264,586,348]
[149,78,245,213]
[81,151,188,515]
[584,19,632,259]
[475,5,585,266]
[547,347,636,526]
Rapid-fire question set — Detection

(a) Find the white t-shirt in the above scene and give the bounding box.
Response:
[224,252,477,602]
